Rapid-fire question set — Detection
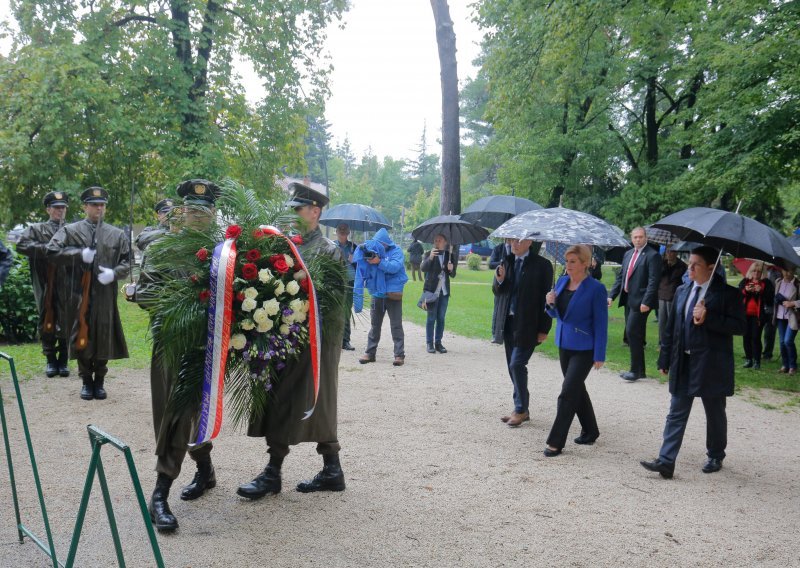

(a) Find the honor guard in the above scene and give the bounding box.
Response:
[135,198,176,252]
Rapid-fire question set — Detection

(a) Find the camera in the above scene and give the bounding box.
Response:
[359,244,377,259]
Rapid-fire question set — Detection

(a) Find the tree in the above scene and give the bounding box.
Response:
[405,123,441,193]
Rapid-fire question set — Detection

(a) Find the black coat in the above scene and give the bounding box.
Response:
[609,246,661,309]
[421,249,457,293]
[657,276,746,397]
[492,252,553,350]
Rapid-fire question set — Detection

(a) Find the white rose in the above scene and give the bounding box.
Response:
[253,308,269,325]
[279,324,290,336]
[263,298,280,316]
[230,333,247,350]
[293,310,307,323]
[301,300,310,313]
[274,281,285,297]
[243,287,259,299]
[257,319,274,333]
[258,268,273,283]
[241,297,257,312]
[284,254,294,268]
[289,299,304,313]
[240,319,255,330]
[282,312,295,325]
[286,280,300,296]
[293,270,307,281]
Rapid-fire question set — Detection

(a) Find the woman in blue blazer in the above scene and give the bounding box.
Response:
[543,244,608,456]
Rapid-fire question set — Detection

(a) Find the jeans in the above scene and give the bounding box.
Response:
[425,293,450,344]
[777,318,798,370]
[503,319,537,414]
[366,296,404,357]
[546,349,598,449]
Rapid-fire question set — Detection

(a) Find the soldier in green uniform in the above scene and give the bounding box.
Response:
[17,191,73,377]
[135,198,175,252]
[238,181,348,499]
[46,186,130,400]
[135,180,219,533]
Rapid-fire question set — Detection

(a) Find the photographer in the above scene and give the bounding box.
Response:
[420,234,457,354]
[738,262,774,370]
[354,228,408,366]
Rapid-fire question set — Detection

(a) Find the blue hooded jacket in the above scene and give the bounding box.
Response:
[353,228,409,313]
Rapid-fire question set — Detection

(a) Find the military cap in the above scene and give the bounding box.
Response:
[286,181,329,209]
[81,186,109,204]
[176,179,219,204]
[154,198,175,214]
[43,191,69,208]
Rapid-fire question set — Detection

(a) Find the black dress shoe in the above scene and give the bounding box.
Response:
[434,342,447,354]
[701,457,723,474]
[621,371,643,381]
[181,461,216,500]
[543,447,562,457]
[574,433,599,445]
[80,383,94,401]
[426,343,436,354]
[297,455,345,493]
[743,359,753,368]
[237,465,281,499]
[640,458,674,479]
[342,342,355,351]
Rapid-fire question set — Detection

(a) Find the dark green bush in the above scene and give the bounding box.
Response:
[0,253,39,343]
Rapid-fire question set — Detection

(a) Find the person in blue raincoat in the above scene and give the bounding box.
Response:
[353,228,409,366]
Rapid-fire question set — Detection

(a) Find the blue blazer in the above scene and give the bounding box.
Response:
[546,275,608,362]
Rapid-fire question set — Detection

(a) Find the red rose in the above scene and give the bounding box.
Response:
[252,229,264,239]
[198,290,211,302]
[190,274,199,284]
[241,263,259,280]
[225,225,242,240]
[236,292,246,302]
[299,276,310,293]
[290,234,303,245]
[270,254,290,274]
[196,248,210,261]
[246,248,261,262]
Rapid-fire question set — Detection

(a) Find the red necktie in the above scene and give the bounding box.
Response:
[624,248,640,293]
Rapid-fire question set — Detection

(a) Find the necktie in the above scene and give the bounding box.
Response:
[684,286,701,347]
[510,258,523,315]
[624,248,640,293]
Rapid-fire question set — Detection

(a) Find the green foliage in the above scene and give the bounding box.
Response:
[0,253,38,343]
[466,253,482,270]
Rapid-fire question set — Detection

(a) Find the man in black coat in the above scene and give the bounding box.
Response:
[492,238,553,427]
[609,227,661,381]
[489,240,512,344]
[641,246,745,478]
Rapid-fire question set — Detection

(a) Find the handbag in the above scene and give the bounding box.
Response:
[417,273,445,311]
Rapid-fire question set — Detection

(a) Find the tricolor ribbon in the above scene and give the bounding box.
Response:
[259,225,321,420]
[192,238,237,446]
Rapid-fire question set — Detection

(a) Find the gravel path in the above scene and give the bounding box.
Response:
[1,320,798,567]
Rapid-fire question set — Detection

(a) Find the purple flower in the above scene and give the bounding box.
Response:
[276,362,286,371]
[283,308,293,317]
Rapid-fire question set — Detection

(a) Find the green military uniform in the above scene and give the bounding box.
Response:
[46,187,129,398]
[135,198,175,252]
[16,191,74,376]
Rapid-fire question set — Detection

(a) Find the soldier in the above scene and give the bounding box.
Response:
[136,198,175,252]
[135,179,219,533]
[46,186,130,401]
[0,239,12,288]
[238,181,348,499]
[17,191,73,377]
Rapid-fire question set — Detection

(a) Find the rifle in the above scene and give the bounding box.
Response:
[75,214,102,351]
[42,218,63,335]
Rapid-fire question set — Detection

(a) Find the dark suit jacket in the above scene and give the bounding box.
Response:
[421,249,457,294]
[609,246,661,309]
[492,252,553,350]
[657,276,746,398]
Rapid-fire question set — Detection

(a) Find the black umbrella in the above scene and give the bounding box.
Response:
[319,203,392,232]
[411,215,489,246]
[788,234,800,255]
[460,195,543,229]
[652,207,800,269]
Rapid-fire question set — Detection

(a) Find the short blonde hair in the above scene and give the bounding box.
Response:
[746,262,765,280]
[565,244,591,266]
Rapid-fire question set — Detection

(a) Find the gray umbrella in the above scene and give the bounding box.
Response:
[645,225,680,246]
[319,203,392,232]
[490,207,630,247]
[411,215,489,246]
[460,195,543,229]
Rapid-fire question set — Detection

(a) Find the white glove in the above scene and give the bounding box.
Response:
[81,247,96,264]
[97,266,115,285]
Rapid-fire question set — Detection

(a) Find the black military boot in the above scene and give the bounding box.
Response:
[45,354,58,378]
[57,351,70,377]
[236,464,282,500]
[93,376,107,400]
[296,454,346,493]
[180,459,216,501]
[80,377,94,401]
[149,474,178,532]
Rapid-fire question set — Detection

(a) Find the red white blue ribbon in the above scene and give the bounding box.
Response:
[192,238,237,446]
[260,225,321,420]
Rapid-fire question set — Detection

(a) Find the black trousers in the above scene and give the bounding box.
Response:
[77,358,108,383]
[266,440,340,460]
[546,349,598,449]
[742,315,763,362]
[625,305,650,376]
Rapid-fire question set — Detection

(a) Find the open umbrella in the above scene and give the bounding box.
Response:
[651,207,800,270]
[645,225,680,246]
[411,214,489,246]
[319,203,392,232]
[490,207,630,247]
[788,234,800,255]
[460,195,543,229]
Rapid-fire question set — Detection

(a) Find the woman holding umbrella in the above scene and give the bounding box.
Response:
[738,262,774,369]
[421,234,457,353]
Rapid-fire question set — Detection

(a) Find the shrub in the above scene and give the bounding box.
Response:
[466,253,482,271]
[0,253,39,343]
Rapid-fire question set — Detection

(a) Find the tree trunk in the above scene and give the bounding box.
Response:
[645,75,658,167]
[430,0,460,216]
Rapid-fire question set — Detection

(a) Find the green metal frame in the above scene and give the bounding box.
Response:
[1,353,165,567]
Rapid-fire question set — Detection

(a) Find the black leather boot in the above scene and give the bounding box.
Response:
[57,351,70,377]
[80,378,94,401]
[45,354,58,378]
[181,459,216,501]
[296,454,346,493]
[236,464,282,499]
[93,376,107,400]
[426,343,436,354]
[149,474,178,532]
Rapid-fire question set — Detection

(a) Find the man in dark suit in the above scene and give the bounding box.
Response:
[493,238,553,427]
[489,239,512,344]
[640,246,745,478]
[609,227,661,380]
